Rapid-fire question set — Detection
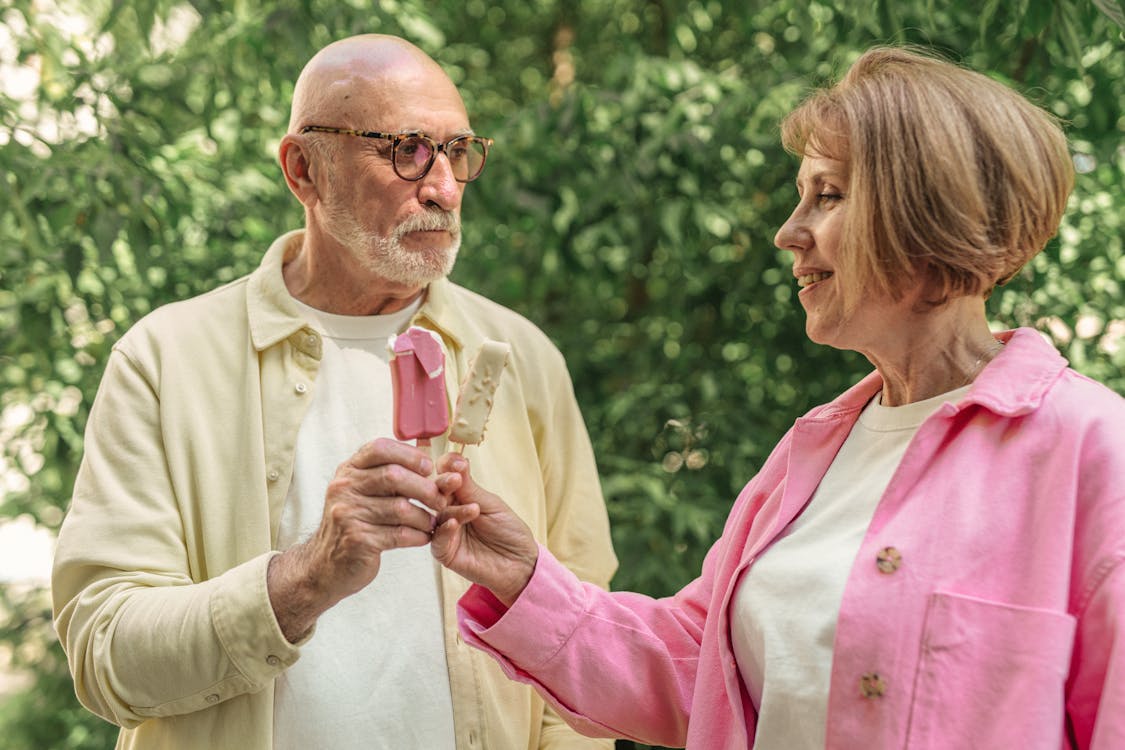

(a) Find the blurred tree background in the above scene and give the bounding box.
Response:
[1,0,1122,747]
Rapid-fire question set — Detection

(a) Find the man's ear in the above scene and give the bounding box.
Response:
[279,134,320,207]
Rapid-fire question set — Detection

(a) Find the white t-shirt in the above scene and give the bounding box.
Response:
[272,297,457,750]
[731,385,969,749]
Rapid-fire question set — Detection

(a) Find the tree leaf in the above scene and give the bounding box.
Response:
[1092,0,1125,27]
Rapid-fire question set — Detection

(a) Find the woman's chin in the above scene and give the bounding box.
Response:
[803,319,850,351]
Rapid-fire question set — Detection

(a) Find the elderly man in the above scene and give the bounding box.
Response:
[52,34,617,750]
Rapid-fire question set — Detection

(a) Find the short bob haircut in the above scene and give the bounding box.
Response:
[780,46,1074,311]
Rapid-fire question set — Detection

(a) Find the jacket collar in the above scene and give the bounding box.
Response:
[247,231,307,351]
[806,327,1067,423]
[246,229,468,352]
[409,275,468,351]
[961,327,1067,416]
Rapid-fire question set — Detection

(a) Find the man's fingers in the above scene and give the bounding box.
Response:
[331,464,449,516]
[352,523,432,553]
[330,494,438,535]
[364,516,437,551]
[381,524,434,550]
[348,437,433,475]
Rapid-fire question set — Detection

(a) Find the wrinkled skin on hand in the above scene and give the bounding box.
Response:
[268,438,459,641]
[431,453,539,607]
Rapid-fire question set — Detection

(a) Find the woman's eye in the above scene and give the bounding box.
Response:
[817,192,844,205]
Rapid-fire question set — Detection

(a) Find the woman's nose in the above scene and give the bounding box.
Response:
[774,208,809,253]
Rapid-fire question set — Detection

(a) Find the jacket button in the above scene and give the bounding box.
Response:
[205,693,220,704]
[859,672,887,698]
[875,546,902,574]
[266,655,280,666]
[267,470,280,482]
[294,382,308,394]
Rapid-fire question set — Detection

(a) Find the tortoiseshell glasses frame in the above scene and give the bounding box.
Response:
[300,126,493,183]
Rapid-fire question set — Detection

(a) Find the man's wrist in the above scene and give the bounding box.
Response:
[267,547,328,642]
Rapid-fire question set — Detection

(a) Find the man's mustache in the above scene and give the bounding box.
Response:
[394,210,460,238]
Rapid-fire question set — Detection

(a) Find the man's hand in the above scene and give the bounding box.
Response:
[268,438,448,641]
[430,453,538,607]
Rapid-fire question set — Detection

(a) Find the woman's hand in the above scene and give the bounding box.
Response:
[431,453,538,606]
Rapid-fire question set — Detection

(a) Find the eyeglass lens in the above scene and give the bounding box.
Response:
[396,135,488,182]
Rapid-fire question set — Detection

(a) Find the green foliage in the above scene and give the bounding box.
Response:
[1,0,1122,747]
[0,585,117,749]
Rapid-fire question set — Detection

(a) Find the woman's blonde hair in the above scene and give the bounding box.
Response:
[780,46,1074,310]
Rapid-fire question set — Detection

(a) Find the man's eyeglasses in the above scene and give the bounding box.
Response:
[300,126,493,183]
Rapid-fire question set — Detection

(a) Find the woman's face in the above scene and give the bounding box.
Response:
[773,154,918,352]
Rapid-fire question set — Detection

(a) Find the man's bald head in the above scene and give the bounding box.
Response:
[288,34,465,134]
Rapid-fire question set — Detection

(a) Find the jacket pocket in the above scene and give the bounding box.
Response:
[905,591,1075,749]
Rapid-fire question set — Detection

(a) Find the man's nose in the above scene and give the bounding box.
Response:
[418,152,462,210]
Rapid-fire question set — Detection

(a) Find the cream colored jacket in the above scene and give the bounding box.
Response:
[52,230,618,750]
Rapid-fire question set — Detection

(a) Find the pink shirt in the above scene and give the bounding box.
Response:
[460,328,1125,749]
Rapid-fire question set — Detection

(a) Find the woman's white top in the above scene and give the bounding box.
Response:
[731,385,970,748]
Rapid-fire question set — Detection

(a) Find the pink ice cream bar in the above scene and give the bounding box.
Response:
[388,326,449,442]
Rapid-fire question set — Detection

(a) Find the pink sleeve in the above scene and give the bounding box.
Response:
[1065,394,1125,749]
[1067,560,1125,749]
[458,545,708,747]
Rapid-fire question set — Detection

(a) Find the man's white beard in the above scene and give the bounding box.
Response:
[325,203,461,288]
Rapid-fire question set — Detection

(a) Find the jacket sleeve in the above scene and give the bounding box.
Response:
[51,347,300,728]
[460,542,719,748]
[534,349,618,590]
[1065,397,1125,749]
[1067,560,1125,748]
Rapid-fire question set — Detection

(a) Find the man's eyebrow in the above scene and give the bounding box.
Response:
[396,126,476,139]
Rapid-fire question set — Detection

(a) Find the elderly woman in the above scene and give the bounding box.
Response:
[425,47,1125,748]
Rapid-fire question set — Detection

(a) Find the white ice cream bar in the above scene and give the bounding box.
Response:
[449,340,511,445]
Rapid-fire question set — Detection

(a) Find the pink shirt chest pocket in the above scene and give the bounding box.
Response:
[906,591,1076,749]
